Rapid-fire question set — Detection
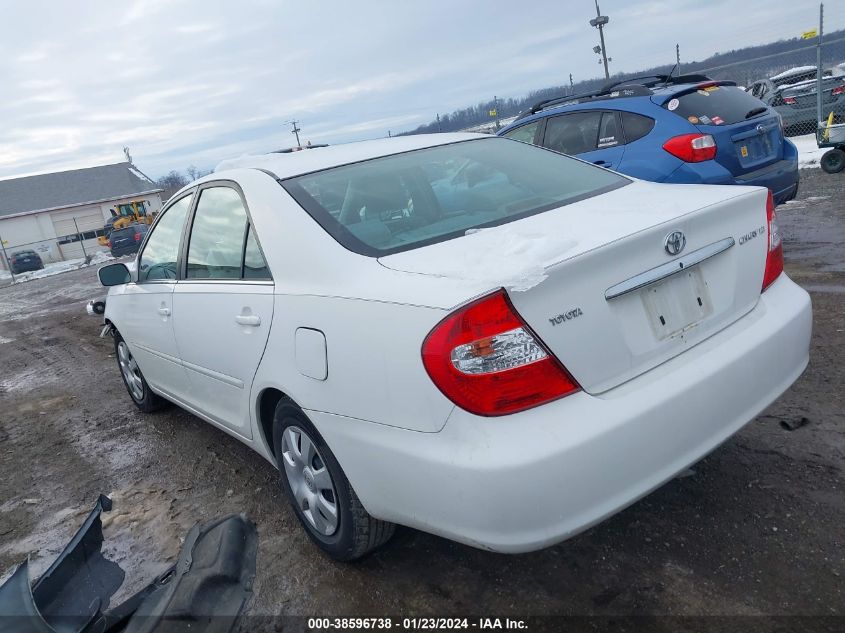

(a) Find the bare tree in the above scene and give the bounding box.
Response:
[186,165,201,182]
[156,170,189,202]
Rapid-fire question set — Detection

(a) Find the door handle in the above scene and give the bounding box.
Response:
[235,314,261,327]
[593,160,607,165]
[158,307,171,317]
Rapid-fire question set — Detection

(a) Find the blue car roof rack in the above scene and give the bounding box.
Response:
[515,73,718,122]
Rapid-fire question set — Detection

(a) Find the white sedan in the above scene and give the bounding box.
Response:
[98,133,811,560]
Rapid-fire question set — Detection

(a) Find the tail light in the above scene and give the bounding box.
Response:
[832,84,845,97]
[762,190,783,292]
[106,240,111,248]
[134,233,141,242]
[662,134,717,162]
[421,289,579,416]
[783,96,797,105]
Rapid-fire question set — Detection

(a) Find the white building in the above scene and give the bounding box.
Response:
[0,162,163,270]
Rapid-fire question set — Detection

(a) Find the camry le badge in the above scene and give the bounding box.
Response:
[664,231,686,256]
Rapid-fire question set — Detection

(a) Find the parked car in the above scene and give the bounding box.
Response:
[498,74,799,205]
[8,249,44,274]
[747,65,845,133]
[108,223,149,257]
[779,75,845,130]
[97,134,811,561]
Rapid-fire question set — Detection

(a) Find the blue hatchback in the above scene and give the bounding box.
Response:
[498,75,799,205]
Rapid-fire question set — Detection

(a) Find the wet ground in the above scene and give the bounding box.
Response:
[0,169,843,627]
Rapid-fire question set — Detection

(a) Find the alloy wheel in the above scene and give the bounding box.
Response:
[117,340,144,401]
[281,425,339,536]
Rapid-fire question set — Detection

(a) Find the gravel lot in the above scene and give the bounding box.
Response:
[1,169,843,628]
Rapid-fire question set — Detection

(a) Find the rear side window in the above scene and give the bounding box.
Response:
[666,85,767,126]
[543,112,602,155]
[597,112,621,148]
[621,112,656,143]
[186,187,248,279]
[243,227,271,280]
[502,120,542,144]
[282,137,628,257]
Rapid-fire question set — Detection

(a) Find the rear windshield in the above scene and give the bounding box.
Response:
[665,85,768,126]
[282,137,628,256]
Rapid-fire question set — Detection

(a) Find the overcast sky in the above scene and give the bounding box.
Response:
[1,0,841,180]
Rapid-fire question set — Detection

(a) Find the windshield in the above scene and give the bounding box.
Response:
[281,137,628,256]
[665,85,769,126]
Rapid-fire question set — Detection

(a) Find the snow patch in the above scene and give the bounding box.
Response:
[3,251,114,284]
[402,226,576,292]
[128,166,152,183]
[792,133,827,169]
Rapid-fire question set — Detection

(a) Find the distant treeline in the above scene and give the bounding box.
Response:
[398,29,845,135]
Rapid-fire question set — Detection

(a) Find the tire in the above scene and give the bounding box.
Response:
[114,331,166,413]
[272,401,395,561]
[820,149,845,174]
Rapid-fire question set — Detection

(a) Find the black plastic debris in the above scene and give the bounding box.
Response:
[0,496,257,633]
[780,416,811,431]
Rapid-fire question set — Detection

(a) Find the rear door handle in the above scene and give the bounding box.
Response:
[158,307,171,316]
[593,160,607,165]
[235,315,261,327]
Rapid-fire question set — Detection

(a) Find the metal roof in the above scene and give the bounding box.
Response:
[0,162,163,219]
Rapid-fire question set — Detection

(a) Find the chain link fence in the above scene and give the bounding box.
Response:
[0,219,112,287]
[683,34,845,139]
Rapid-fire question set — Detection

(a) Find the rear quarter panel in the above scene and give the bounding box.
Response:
[251,294,455,434]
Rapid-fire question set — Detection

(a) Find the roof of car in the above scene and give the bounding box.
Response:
[213,133,484,180]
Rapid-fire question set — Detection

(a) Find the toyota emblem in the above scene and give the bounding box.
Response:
[664,231,686,256]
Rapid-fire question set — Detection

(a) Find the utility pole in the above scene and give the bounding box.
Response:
[123,146,133,165]
[590,0,611,80]
[569,73,574,94]
[436,114,442,132]
[816,2,824,130]
[493,95,500,131]
[388,130,392,138]
[676,44,681,75]
[288,120,302,146]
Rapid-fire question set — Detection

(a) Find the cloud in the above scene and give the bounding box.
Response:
[0,0,841,179]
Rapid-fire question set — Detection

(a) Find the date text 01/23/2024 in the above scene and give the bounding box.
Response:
[307,617,528,630]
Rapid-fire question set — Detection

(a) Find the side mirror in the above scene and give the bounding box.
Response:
[98,263,131,287]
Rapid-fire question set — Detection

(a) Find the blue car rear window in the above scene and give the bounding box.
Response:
[665,85,768,126]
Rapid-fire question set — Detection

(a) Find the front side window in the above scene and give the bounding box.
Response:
[283,137,628,256]
[138,194,192,282]
[502,120,542,145]
[542,112,603,155]
[186,187,248,279]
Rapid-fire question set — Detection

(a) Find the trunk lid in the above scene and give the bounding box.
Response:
[782,77,845,109]
[380,181,770,394]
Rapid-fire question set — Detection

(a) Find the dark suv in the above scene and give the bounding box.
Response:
[109,224,149,257]
[9,249,44,273]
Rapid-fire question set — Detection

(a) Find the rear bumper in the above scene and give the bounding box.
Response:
[311,274,812,553]
[777,101,845,128]
[664,140,799,205]
[11,261,42,273]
